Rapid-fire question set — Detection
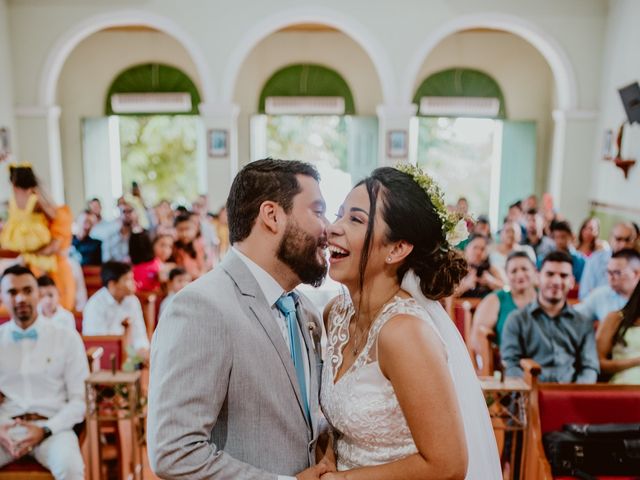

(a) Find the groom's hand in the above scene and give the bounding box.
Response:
[296,462,332,480]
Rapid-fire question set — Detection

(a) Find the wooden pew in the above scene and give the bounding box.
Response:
[82,265,102,298]
[520,359,640,480]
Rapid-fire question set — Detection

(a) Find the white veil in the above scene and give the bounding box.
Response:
[401,270,502,480]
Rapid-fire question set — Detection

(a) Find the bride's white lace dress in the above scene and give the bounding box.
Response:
[320,287,502,479]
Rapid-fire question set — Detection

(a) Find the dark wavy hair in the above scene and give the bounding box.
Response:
[9,165,38,189]
[614,280,640,347]
[356,167,467,300]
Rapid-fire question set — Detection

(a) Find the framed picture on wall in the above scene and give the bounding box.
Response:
[387,130,408,158]
[0,127,10,162]
[208,129,228,157]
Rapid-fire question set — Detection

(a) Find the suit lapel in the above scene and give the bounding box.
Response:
[222,251,310,429]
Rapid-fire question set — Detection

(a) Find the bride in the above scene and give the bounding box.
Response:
[318,166,501,479]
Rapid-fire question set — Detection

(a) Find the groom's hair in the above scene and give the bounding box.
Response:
[227,158,320,244]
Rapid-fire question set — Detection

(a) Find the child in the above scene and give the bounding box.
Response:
[37,275,76,330]
[0,164,57,273]
[159,267,191,317]
[130,233,175,293]
[173,213,207,279]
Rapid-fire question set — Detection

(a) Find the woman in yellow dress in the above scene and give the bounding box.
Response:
[0,163,57,273]
[597,280,640,384]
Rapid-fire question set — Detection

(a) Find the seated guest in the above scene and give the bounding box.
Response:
[0,266,88,479]
[489,221,536,271]
[173,213,207,279]
[576,249,640,323]
[596,281,640,384]
[102,202,142,263]
[522,208,556,263]
[580,221,637,299]
[82,261,149,359]
[456,234,506,298]
[471,252,537,354]
[130,232,175,293]
[500,251,599,383]
[158,267,191,318]
[546,220,585,282]
[575,217,608,257]
[36,275,75,330]
[71,210,101,266]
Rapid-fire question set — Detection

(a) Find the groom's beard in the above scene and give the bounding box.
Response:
[277,219,328,288]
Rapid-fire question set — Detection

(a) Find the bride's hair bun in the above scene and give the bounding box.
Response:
[360,167,468,300]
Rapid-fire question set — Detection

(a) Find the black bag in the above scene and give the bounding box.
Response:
[543,423,640,478]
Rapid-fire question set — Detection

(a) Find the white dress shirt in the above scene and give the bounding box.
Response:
[82,287,150,351]
[0,317,89,434]
[38,305,76,331]
[233,248,311,480]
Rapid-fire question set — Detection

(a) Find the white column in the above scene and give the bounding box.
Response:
[198,102,240,210]
[14,105,65,204]
[376,104,418,167]
[0,0,15,202]
[548,109,599,225]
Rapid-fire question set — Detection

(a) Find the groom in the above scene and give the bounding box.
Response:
[147,159,331,479]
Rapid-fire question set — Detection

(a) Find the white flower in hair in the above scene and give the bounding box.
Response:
[447,218,470,246]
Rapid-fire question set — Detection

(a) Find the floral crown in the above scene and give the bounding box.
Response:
[394,163,469,246]
[7,161,32,171]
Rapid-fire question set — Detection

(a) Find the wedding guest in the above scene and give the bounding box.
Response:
[489,221,536,271]
[471,251,537,353]
[36,275,75,331]
[522,209,555,262]
[130,233,175,293]
[173,213,207,279]
[597,280,640,384]
[501,251,599,383]
[576,249,640,323]
[0,266,88,479]
[456,234,506,298]
[580,221,637,299]
[71,210,101,266]
[547,220,585,282]
[576,217,608,257]
[82,261,149,359]
[158,267,191,318]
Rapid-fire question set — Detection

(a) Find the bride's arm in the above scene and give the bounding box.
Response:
[322,313,468,480]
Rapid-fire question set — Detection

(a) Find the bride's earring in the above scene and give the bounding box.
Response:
[386,256,392,263]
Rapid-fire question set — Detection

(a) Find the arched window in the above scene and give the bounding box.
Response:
[258,64,355,114]
[105,63,201,115]
[413,68,506,118]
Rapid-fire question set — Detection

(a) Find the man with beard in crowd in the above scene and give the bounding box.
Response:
[148,159,332,480]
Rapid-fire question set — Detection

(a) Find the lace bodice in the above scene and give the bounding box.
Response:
[320,295,446,470]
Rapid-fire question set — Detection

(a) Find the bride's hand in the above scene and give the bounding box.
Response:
[320,473,346,480]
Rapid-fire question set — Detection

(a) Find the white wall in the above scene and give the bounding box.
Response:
[234,30,383,168]
[416,31,554,194]
[591,0,640,217]
[56,30,200,214]
[0,0,14,203]
[6,0,609,217]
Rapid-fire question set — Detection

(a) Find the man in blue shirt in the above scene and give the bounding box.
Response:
[576,249,640,322]
[501,251,599,383]
[547,220,585,282]
[579,222,637,299]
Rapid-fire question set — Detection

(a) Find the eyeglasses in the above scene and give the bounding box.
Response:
[606,270,625,277]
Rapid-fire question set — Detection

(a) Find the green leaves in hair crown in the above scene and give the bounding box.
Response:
[394,163,469,246]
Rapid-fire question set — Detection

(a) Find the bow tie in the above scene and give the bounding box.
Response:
[12,329,38,342]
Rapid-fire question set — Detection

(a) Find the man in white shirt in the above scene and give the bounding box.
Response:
[0,265,88,479]
[37,275,76,331]
[82,261,150,359]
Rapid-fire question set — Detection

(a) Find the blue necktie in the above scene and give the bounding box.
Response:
[275,293,310,423]
[12,329,38,342]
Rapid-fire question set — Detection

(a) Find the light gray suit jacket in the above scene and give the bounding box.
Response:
[147,250,324,479]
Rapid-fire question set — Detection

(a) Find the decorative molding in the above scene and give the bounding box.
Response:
[39,9,215,107]
[402,12,579,111]
[15,105,62,119]
[552,109,599,121]
[220,5,396,105]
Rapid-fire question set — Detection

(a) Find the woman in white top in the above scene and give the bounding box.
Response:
[319,166,501,480]
[489,221,536,271]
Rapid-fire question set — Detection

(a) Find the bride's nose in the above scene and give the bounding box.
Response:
[327,221,343,237]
